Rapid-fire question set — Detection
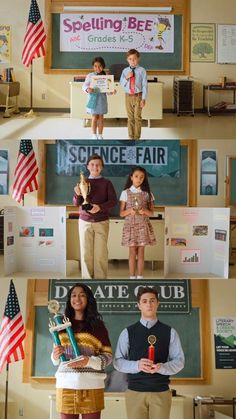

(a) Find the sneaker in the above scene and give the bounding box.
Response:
[92,134,98,139]
[129,276,136,279]
[97,134,103,139]
[137,275,143,279]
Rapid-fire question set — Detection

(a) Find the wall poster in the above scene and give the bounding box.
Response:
[190,23,215,62]
[214,317,236,369]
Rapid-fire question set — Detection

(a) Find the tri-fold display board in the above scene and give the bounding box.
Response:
[4,207,66,276]
[164,207,230,279]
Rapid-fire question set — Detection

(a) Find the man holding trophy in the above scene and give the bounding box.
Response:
[50,283,112,419]
[73,154,117,279]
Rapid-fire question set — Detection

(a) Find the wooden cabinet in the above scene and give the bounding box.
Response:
[70,82,163,126]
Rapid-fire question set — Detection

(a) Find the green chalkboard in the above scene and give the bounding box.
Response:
[33,306,201,382]
[52,14,182,70]
[230,159,236,205]
[45,143,188,208]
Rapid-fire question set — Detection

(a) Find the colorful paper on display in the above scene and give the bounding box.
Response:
[56,140,180,177]
[60,14,174,53]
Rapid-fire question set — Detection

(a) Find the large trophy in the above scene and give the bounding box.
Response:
[79,171,93,211]
[48,300,82,363]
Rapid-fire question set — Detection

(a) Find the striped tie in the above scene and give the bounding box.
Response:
[130,68,135,95]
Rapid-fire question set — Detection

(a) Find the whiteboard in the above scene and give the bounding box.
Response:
[217,24,236,63]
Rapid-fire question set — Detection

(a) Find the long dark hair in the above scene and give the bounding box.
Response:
[124,166,151,196]
[92,56,106,75]
[65,283,102,330]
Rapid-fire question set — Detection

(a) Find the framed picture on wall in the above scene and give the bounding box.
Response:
[200,149,218,195]
[190,23,215,62]
[0,149,9,195]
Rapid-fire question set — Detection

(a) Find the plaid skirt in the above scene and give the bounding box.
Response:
[122,216,156,247]
[56,388,104,414]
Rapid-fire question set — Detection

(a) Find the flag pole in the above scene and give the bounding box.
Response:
[24,61,36,118]
[4,364,9,419]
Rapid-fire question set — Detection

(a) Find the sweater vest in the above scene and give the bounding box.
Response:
[127,321,171,392]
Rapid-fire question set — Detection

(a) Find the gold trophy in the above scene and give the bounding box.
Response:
[133,194,141,214]
[79,171,93,211]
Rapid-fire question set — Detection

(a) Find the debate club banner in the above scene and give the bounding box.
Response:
[60,13,174,53]
[56,140,180,178]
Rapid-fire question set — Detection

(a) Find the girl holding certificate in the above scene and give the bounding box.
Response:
[83,57,112,139]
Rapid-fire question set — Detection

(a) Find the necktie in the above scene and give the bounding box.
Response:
[130,67,135,95]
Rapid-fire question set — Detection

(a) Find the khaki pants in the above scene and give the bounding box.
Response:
[125,94,143,139]
[79,219,109,279]
[125,389,172,419]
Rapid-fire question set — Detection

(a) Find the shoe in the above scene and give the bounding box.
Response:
[129,276,136,279]
[92,134,98,139]
[137,275,143,279]
[97,134,103,139]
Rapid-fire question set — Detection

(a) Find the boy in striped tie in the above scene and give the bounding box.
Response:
[120,49,148,140]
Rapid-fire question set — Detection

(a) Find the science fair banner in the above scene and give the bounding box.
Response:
[56,140,180,177]
[60,14,174,53]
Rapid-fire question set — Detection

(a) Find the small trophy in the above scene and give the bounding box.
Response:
[79,171,93,211]
[48,299,81,363]
[133,194,141,214]
[147,335,157,361]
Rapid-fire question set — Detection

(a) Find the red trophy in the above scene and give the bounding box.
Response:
[147,335,157,361]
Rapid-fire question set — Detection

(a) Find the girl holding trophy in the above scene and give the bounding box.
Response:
[120,166,156,279]
[51,283,112,419]
[73,154,117,279]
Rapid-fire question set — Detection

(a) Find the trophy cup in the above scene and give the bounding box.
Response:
[48,300,82,363]
[133,194,141,214]
[147,335,157,361]
[79,171,93,211]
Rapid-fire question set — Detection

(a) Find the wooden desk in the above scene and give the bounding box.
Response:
[0,81,20,117]
[203,84,236,116]
[193,398,236,419]
[70,81,163,127]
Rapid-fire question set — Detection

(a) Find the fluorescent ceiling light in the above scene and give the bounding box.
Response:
[63,6,172,13]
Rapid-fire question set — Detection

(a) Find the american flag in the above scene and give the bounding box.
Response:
[22,0,46,67]
[12,140,39,203]
[0,280,26,373]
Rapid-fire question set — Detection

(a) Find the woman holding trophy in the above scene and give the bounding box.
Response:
[51,283,112,419]
[73,154,117,279]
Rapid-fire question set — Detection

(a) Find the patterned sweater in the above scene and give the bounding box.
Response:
[51,319,112,390]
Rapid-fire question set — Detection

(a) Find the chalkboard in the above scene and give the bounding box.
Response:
[51,14,182,70]
[45,143,188,208]
[230,158,236,205]
[33,306,201,381]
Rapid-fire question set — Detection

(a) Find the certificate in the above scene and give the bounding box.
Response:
[90,75,114,93]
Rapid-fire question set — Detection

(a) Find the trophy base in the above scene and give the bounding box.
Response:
[82,203,93,212]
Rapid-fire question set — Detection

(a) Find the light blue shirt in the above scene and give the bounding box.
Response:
[113,318,185,375]
[120,65,148,101]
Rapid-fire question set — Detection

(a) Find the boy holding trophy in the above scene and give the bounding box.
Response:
[73,154,117,279]
[51,283,112,419]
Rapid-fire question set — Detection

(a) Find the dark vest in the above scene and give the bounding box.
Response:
[127,320,171,392]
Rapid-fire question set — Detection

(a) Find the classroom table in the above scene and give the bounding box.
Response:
[70,81,163,127]
[0,81,20,117]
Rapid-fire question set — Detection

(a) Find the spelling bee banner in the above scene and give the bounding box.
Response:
[56,140,180,177]
[60,14,174,53]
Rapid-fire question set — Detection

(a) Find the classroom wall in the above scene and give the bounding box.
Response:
[1,139,236,210]
[1,0,236,110]
[0,278,236,419]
